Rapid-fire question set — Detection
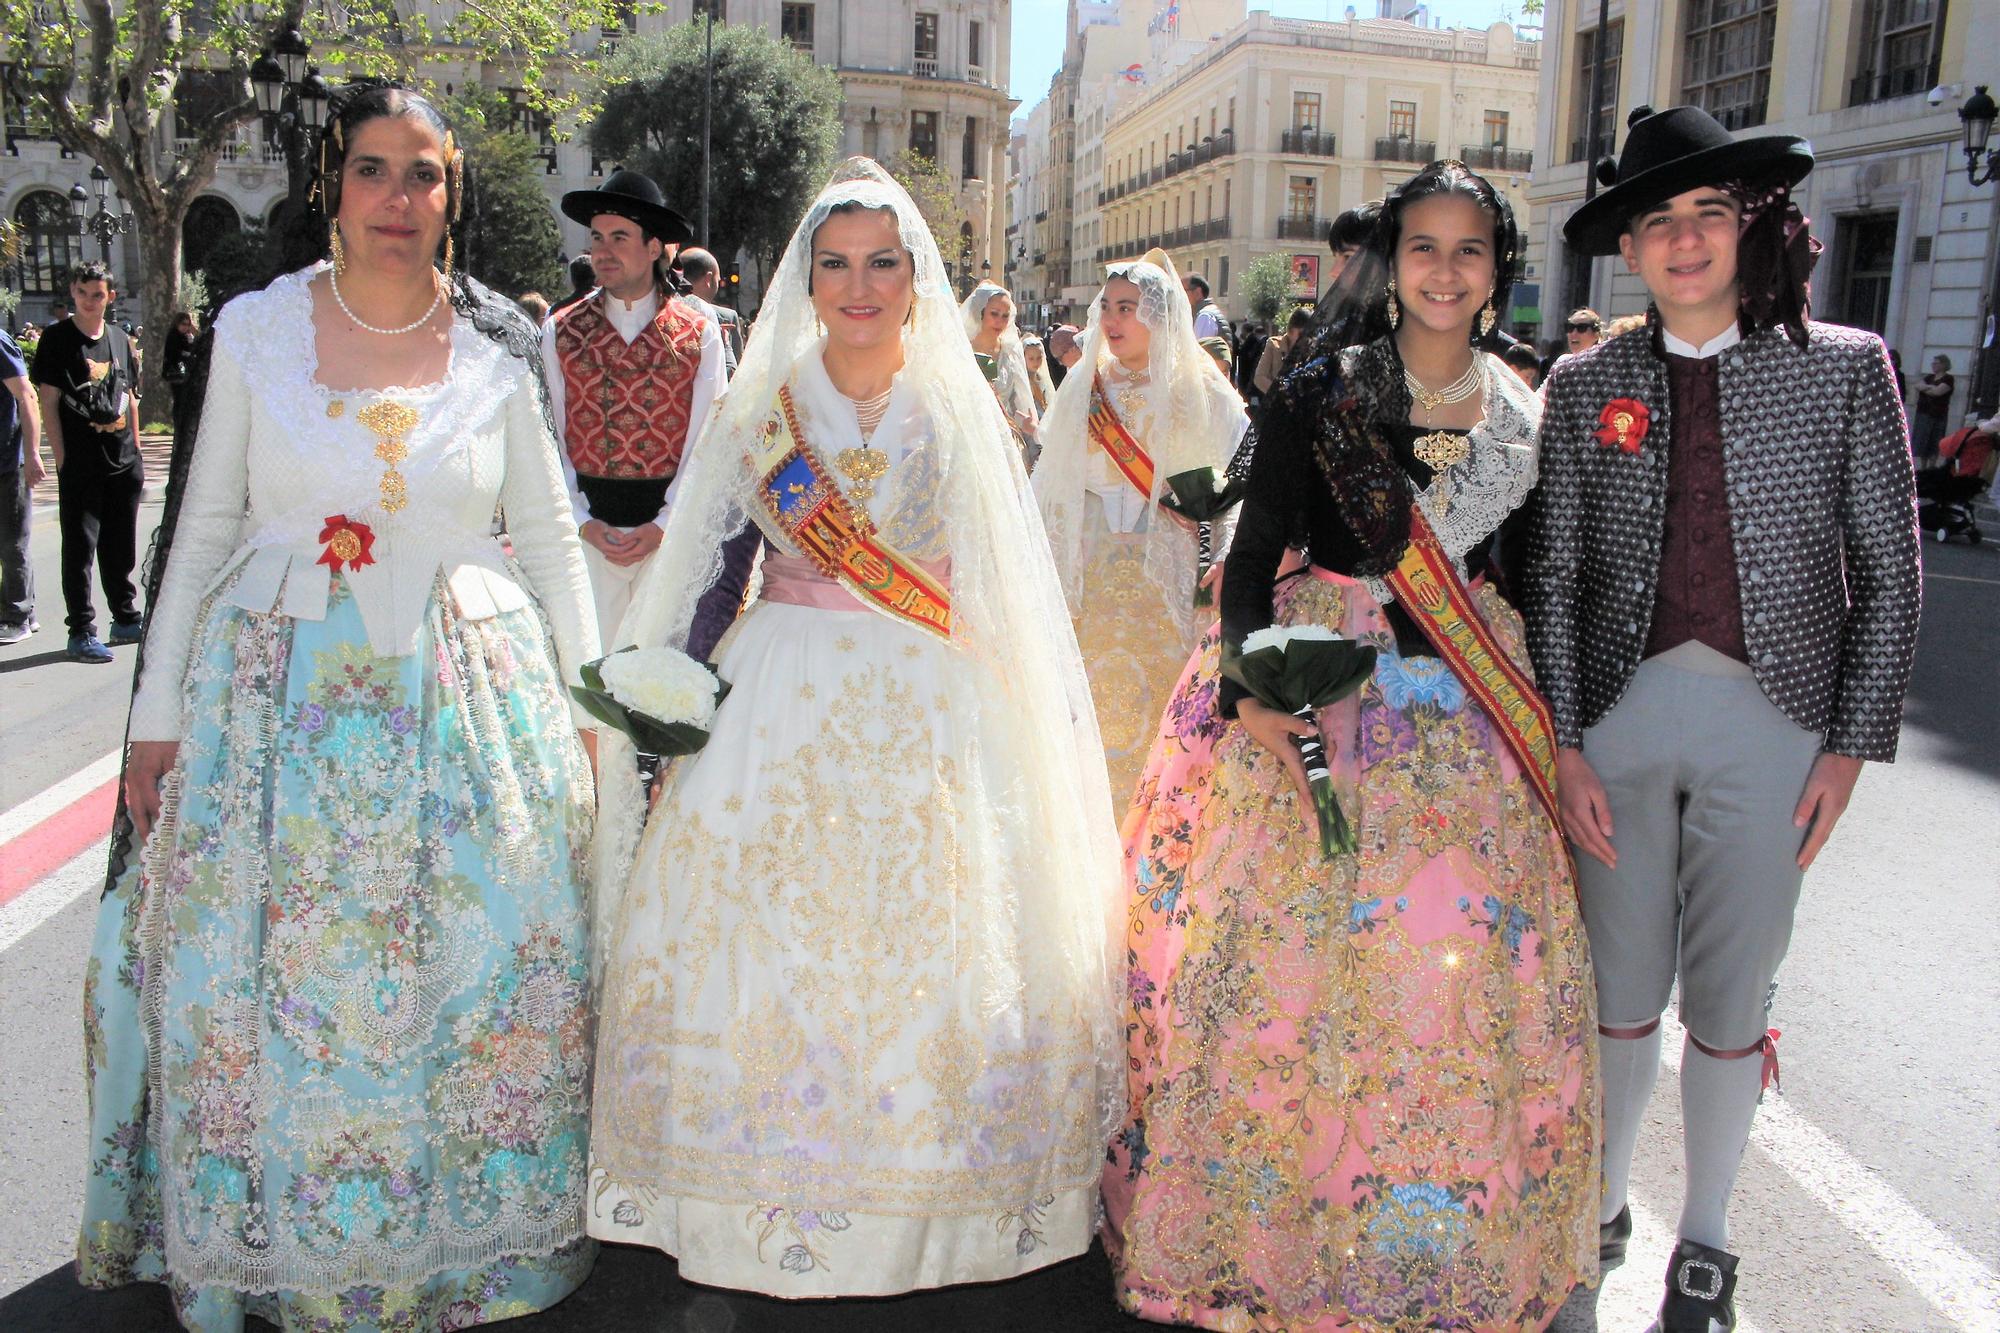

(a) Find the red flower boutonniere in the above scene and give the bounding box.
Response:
[1592,398,1651,454]
[317,514,376,573]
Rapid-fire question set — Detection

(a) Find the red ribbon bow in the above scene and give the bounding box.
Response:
[1592,398,1651,454]
[317,514,376,573]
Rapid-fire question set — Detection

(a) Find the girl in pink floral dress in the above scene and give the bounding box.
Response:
[1103,162,1598,1332]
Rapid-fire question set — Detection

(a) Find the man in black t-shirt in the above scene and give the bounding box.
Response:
[32,262,145,663]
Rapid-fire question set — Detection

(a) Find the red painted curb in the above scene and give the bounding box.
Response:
[0,777,118,906]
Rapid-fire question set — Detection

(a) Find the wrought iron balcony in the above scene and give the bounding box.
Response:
[1373,137,1435,163]
[1280,128,1338,157]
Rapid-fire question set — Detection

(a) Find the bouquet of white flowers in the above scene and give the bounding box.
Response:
[572,646,730,756]
[1157,465,1247,608]
[1223,624,1377,858]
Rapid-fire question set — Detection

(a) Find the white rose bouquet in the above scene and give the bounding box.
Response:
[572,646,730,756]
[1223,624,1377,858]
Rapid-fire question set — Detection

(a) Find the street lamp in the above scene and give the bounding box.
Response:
[1961,85,1998,187]
[250,32,331,270]
[68,164,133,268]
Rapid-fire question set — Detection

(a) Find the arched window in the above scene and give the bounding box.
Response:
[12,190,83,317]
[183,195,243,278]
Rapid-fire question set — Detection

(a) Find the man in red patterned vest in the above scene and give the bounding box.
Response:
[543,169,725,643]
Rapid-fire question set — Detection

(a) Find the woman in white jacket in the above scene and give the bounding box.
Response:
[81,86,602,1332]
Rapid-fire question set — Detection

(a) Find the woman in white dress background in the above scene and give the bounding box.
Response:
[1032,249,1247,802]
[586,159,1121,1297]
[961,281,1040,455]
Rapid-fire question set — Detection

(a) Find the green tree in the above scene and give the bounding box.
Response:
[452,108,564,301]
[883,150,973,288]
[1242,253,1296,324]
[588,20,843,272]
[192,227,283,317]
[0,0,634,403]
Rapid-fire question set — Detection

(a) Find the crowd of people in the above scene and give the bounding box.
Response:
[0,84,1933,1333]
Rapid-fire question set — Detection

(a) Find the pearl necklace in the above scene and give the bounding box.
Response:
[331,267,444,336]
[851,386,894,442]
[1403,357,1483,413]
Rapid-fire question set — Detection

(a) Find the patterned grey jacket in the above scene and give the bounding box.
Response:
[1523,319,1920,762]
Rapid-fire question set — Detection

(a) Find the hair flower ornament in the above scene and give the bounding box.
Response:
[1593,397,1651,454]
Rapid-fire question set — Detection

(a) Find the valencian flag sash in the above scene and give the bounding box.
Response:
[1087,373,1156,500]
[751,384,954,641]
[1384,507,1564,832]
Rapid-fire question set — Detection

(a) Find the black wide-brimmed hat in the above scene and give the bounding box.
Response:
[1564,104,1813,256]
[561,169,694,247]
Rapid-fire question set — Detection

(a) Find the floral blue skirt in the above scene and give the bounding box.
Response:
[78,577,597,1331]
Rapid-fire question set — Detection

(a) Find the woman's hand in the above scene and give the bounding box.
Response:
[1199,562,1225,602]
[125,740,180,845]
[1238,698,1315,815]
[1556,746,1616,869]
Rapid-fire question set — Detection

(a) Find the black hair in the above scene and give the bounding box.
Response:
[568,255,596,291]
[1323,159,1521,347]
[1184,272,1210,297]
[1326,203,1378,254]
[70,260,114,288]
[1502,342,1540,372]
[1287,305,1313,331]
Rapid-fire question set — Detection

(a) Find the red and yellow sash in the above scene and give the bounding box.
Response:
[1384,508,1563,831]
[1087,374,1156,500]
[752,385,953,641]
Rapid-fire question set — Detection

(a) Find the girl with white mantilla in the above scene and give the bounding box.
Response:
[1033,248,1248,803]
[586,160,1122,1297]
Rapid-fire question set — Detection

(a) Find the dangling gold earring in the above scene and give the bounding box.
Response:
[1385,276,1400,330]
[441,233,454,284]
[1478,298,1496,338]
[330,221,347,276]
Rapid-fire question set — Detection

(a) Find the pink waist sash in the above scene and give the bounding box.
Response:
[759,551,953,614]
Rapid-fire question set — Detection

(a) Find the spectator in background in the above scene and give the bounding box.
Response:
[1182,272,1234,373]
[1604,313,1647,339]
[1913,354,1955,465]
[1503,340,1543,390]
[1234,319,1268,399]
[161,310,199,426]
[1542,306,1604,378]
[1047,323,1082,387]
[1325,203,1378,287]
[1888,347,1907,407]
[0,325,43,644]
[677,246,743,372]
[518,291,550,326]
[548,253,597,317]
[1254,305,1313,397]
[32,261,144,663]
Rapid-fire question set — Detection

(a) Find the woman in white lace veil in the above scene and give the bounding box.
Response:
[1031,247,1246,796]
[588,157,1122,1297]
[960,281,1039,446]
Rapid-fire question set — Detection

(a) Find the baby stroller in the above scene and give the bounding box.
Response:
[1918,423,1994,545]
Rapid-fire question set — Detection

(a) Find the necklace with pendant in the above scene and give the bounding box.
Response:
[835,385,895,502]
[1404,357,1481,473]
[1109,360,1150,423]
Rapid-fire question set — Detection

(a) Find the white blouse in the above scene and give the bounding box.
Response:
[127,267,601,742]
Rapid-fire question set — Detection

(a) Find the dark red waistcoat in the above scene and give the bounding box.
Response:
[551,294,704,480]
[1645,353,1748,663]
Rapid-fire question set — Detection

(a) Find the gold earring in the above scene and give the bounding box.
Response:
[1478,299,1496,338]
[442,233,454,284]
[330,221,346,276]
[1385,276,1400,330]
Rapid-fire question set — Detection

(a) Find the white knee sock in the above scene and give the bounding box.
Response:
[1678,1035,1766,1250]
[1598,1023,1664,1226]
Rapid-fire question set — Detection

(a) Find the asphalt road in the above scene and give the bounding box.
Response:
[1,485,1995,1332]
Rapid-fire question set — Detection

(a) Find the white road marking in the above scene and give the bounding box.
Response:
[0,845,103,951]
[1924,571,2000,586]
[1660,1012,2000,1331]
[0,750,121,846]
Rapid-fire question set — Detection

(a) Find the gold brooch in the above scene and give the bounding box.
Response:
[326,400,345,419]
[356,399,419,514]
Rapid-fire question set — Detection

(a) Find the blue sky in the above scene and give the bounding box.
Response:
[1009,0,1533,104]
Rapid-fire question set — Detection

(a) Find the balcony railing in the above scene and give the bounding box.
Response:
[913,56,939,79]
[1277,215,1325,240]
[1459,144,1533,172]
[1280,128,1338,157]
[1848,56,1939,107]
[1373,137,1436,163]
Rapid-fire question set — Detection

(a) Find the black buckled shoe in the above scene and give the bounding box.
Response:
[1599,1204,1633,1271]
[1646,1237,1740,1332]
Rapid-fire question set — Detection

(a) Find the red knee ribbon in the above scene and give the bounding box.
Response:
[1599,1018,1663,1040]
[1688,1027,1783,1095]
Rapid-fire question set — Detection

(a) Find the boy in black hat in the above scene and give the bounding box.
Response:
[1524,106,1920,1332]
[542,168,725,645]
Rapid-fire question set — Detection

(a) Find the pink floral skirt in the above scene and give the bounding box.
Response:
[1103,568,1598,1332]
